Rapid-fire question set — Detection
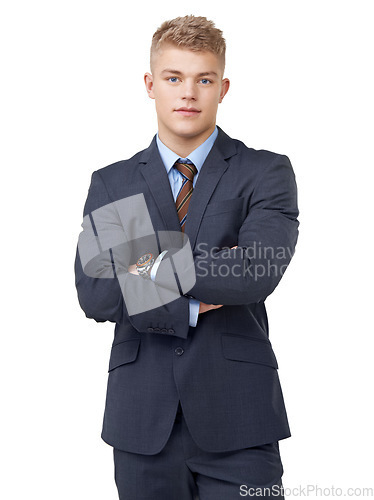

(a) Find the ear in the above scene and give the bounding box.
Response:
[144,72,155,99]
[219,78,230,103]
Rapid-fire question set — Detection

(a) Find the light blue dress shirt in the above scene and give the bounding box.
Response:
[153,126,218,327]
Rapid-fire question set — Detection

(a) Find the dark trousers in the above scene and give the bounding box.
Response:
[113,403,284,500]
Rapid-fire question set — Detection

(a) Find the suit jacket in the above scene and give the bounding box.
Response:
[74,126,299,454]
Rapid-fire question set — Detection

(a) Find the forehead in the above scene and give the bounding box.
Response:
[152,43,223,75]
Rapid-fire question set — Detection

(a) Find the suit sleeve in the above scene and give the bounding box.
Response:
[74,170,191,339]
[187,154,299,305]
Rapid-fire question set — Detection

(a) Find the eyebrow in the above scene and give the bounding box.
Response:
[160,69,218,78]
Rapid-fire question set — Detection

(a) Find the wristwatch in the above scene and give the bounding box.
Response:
[136,253,155,279]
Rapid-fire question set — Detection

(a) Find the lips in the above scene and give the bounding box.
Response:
[175,107,201,117]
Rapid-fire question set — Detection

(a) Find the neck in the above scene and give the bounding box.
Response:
[158,125,216,158]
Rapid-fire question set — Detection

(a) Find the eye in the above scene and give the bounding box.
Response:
[200,79,212,85]
[168,77,179,83]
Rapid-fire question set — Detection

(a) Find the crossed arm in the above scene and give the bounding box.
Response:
[127,257,229,314]
[75,154,298,338]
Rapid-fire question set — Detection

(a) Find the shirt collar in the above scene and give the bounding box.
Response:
[156,126,218,174]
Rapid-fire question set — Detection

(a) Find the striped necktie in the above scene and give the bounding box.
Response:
[174,159,198,232]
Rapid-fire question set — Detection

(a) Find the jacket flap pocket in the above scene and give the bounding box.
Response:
[221,334,278,369]
[108,339,140,372]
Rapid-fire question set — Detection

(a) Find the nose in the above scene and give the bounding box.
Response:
[182,79,197,101]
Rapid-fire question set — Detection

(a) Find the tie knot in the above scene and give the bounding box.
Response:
[174,161,198,182]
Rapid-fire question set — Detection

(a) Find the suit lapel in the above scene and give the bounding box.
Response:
[139,138,182,234]
[139,127,237,251]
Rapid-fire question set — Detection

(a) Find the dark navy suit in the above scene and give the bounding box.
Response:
[74,126,299,498]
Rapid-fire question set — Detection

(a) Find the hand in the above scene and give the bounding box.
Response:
[128,264,139,275]
[199,302,223,315]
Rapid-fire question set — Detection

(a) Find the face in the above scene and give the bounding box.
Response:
[144,44,230,151]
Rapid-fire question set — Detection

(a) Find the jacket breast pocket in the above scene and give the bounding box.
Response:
[203,197,245,218]
[108,338,140,372]
[221,334,278,369]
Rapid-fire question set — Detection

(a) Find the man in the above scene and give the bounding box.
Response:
[75,15,299,500]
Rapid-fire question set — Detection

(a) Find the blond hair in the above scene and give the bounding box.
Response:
[150,15,226,71]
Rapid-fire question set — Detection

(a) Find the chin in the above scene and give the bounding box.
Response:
[172,123,207,139]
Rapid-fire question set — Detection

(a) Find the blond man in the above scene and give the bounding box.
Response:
[75,15,299,499]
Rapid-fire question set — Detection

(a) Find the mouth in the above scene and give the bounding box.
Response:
[174,107,201,117]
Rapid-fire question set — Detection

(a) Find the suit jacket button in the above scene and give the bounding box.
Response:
[175,347,184,356]
[161,328,168,333]
[168,329,175,334]
[147,327,154,332]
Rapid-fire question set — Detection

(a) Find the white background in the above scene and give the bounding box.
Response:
[1,0,373,498]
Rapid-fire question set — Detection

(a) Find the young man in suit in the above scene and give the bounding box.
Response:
[75,15,299,500]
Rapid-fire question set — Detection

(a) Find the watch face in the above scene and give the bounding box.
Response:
[137,253,153,267]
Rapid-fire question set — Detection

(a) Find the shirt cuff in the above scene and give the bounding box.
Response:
[189,299,200,327]
[150,250,168,281]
